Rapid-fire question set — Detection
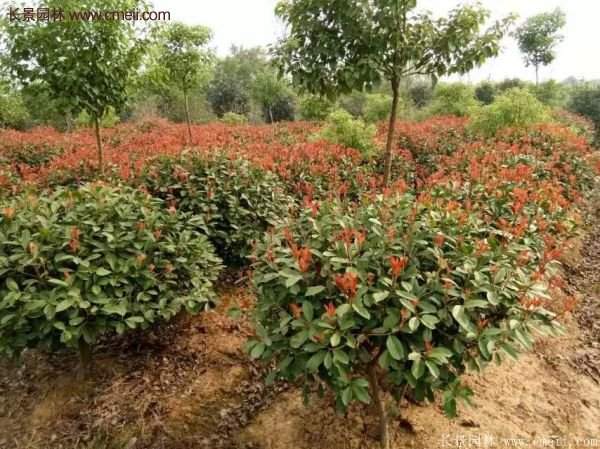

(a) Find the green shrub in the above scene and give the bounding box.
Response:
[338,91,367,118]
[314,109,377,156]
[249,194,561,421]
[408,82,433,108]
[0,91,30,130]
[530,80,567,108]
[363,94,395,123]
[470,88,550,137]
[221,112,249,125]
[0,184,222,358]
[139,156,296,264]
[429,83,479,117]
[474,82,496,105]
[75,107,120,128]
[568,83,600,145]
[298,95,335,121]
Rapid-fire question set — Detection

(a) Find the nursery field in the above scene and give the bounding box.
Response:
[1,117,600,449]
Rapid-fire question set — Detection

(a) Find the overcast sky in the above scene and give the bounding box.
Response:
[152,0,599,83]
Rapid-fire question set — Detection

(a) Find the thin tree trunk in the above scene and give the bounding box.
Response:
[535,65,539,87]
[184,90,193,145]
[383,78,401,187]
[93,114,104,175]
[269,106,274,124]
[368,363,390,449]
[78,339,92,379]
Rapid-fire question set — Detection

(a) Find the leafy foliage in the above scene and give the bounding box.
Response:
[514,9,566,83]
[138,155,297,263]
[249,193,565,415]
[151,22,213,141]
[429,83,480,117]
[470,88,550,137]
[298,95,335,121]
[274,0,514,184]
[313,109,377,157]
[221,112,249,125]
[569,83,600,146]
[0,183,223,357]
[1,0,146,167]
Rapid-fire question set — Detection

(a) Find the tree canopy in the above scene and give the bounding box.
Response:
[274,0,514,185]
[515,8,566,85]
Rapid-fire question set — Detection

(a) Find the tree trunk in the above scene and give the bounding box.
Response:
[383,78,401,187]
[78,339,92,379]
[269,106,274,124]
[93,114,104,175]
[535,65,539,87]
[184,90,193,146]
[368,363,390,449]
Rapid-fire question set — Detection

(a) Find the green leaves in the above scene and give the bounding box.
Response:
[386,335,406,361]
[0,184,223,357]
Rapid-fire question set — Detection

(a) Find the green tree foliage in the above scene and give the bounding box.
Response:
[0,79,30,129]
[496,78,528,92]
[569,83,600,145]
[1,0,145,172]
[207,46,265,118]
[408,81,434,108]
[474,81,496,105]
[515,9,567,85]
[298,94,335,121]
[470,88,549,137]
[530,80,567,108]
[0,184,222,363]
[252,69,296,123]
[274,0,513,186]
[151,22,213,143]
[429,83,480,117]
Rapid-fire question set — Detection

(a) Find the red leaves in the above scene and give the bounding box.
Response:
[389,256,408,278]
[2,207,15,220]
[335,272,358,300]
[68,226,81,253]
[324,302,336,318]
[293,246,312,273]
[289,303,302,319]
[434,233,445,248]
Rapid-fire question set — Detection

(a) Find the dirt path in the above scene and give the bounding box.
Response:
[1,215,600,449]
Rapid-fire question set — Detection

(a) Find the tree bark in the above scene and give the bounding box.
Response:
[383,78,401,187]
[184,90,193,146]
[368,363,390,449]
[93,114,104,175]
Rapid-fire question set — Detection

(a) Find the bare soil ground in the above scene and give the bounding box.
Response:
[1,209,600,449]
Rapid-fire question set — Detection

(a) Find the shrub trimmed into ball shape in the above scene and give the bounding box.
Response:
[249,194,563,438]
[0,183,223,357]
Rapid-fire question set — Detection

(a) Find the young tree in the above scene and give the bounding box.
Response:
[274,0,514,186]
[515,9,567,86]
[153,22,213,144]
[1,0,145,173]
[252,68,296,123]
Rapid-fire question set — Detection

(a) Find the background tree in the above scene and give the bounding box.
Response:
[515,8,567,86]
[207,46,266,118]
[152,22,213,143]
[252,68,296,123]
[1,0,145,172]
[274,0,514,186]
